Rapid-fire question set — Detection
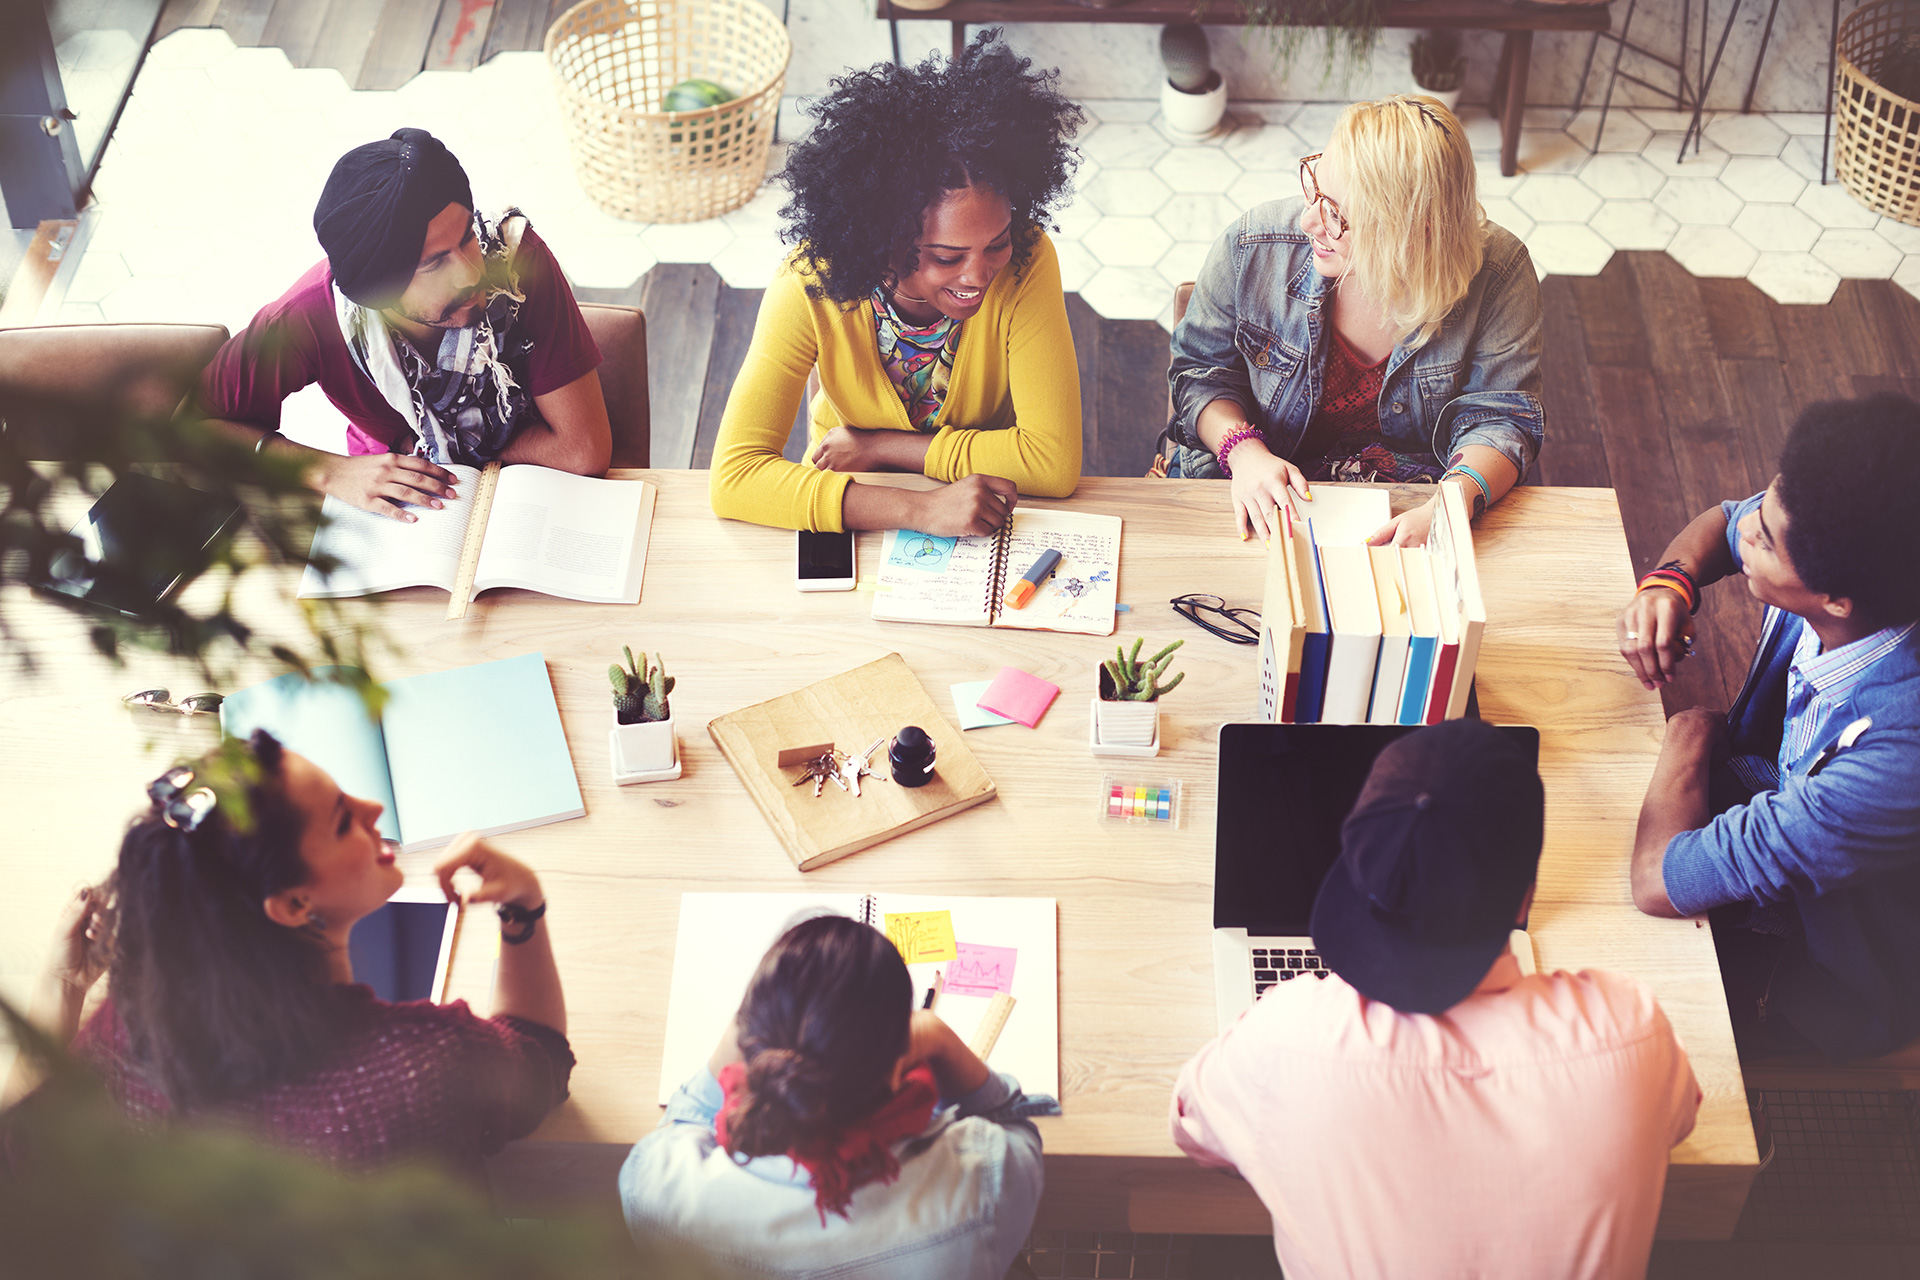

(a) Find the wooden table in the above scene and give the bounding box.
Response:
[0,473,1754,1237]
[878,0,1612,176]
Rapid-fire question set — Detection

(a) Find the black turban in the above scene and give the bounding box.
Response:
[313,128,473,308]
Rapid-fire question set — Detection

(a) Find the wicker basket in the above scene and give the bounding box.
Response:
[546,0,791,224]
[1834,0,1920,227]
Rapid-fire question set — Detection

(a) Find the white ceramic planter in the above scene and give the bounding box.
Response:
[612,714,676,774]
[1414,86,1463,114]
[1160,73,1227,140]
[1095,671,1161,749]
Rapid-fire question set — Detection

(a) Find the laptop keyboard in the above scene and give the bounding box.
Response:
[1252,947,1329,996]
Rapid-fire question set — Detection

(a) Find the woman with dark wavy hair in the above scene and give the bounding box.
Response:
[6,731,572,1183]
[620,914,1044,1276]
[709,32,1086,535]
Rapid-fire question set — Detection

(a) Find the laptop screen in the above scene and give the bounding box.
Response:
[1213,724,1540,935]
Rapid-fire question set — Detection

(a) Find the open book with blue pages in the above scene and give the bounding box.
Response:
[220,651,584,854]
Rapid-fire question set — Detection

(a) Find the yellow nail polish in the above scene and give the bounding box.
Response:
[1240,531,1249,542]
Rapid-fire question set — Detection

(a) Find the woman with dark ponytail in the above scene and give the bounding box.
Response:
[6,730,573,1182]
[620,914,1044,1277]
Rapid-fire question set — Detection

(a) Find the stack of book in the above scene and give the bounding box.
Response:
[1257,480,1485,726]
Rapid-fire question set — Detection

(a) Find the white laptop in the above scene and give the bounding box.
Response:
[1211,723,1540,1031]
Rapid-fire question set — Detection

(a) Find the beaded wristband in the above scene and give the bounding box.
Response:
[1215,424,1265,479]
[1441,463,1492,506]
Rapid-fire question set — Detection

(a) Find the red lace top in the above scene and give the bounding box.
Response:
[1293,329,1388,466]
[65,988,573,1183]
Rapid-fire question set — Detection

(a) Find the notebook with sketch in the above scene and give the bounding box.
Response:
[872,508,1121,635]
[658,892,1059,1105]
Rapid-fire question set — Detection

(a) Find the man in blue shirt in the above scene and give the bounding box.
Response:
[1620,393,1920,1060]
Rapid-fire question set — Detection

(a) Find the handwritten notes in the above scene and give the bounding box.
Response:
[885,910,957,964]
[992,511,1120,633]
[886,531,958,573]
[945,943,1017,997]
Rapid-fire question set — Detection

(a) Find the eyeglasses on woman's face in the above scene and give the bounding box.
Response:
[1298,153,1348,242]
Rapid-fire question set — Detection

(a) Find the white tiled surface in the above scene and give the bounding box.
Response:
[59,28,1920,344]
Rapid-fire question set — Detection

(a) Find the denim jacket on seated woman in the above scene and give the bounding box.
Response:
[1165,197,1545,482]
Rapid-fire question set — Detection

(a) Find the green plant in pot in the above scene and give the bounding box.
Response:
[1097,638,1184,752]
[1238,0,1384,89]
[1411,28,1466,112]
[1160,25,1227,138]
[610,645,677,774]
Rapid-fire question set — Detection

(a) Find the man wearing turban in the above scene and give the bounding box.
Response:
[195,129,611,520]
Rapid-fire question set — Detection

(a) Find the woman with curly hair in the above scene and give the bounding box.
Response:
[5,732,572,1184]
[709,33,1086,535]
[1165,96,1545,546]
[620,914,1044,1276]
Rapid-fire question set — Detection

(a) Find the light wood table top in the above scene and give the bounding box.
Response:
[0,472,1754,1237]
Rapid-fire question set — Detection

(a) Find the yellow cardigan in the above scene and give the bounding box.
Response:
[709,233,1082,532]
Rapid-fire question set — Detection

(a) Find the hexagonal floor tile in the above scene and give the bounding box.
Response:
[1080,123,1171,171]
[1155,193,1242,244]
[1589,201,1679,252]
[62,249,129,304]
[1579,153,1666,201]
[1652,177,1744,226]
[1156,240,1213,289]
[1514,174,1602,224]
[1746,252,1841,305]
[1778,135,1828,182]
[1666,225,1759,278]
[54,301,106,324]
[1081,168,1173,218]
[142,26,236,70]
[1895,254,1920,303]
[1082,217,1174,269]
[1226,168,1292,212]
[1795,181,1881,230]
[1639,132,1730,179]
[709,235,785,289]
[1564,108,1653,154]
[1721,156,1807,204]
[1632,108,1700,133]
[1079,265,1173,321]
[641,219,734,264]
[1049,194,1103,242]
[1516,129,1589,174]
[1703,113,1788,157]
[206,44,294,92]
[1222,123,1306,171]
[1481,197,1534,242]
[1153,146,1242,195]
[1878,216,1920,255]
[1526,224,1613,276]
[1731,203,1822,255]
[720,184,785,239]
[561,231,661,290]
[1083,99,1159,125]
[1811,228,1904,279]
[1053,238,1099,294]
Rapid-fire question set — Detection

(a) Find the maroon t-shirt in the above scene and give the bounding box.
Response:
[64,990,574,1184]
[197,224,602,456]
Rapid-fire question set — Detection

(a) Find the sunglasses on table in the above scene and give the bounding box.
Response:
[123,688,225,716]
[1172,594,1262,645]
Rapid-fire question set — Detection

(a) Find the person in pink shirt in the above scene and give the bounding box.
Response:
[1171,719,1701,1280]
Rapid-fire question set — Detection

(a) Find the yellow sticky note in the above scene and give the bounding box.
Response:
[884,910,957,964]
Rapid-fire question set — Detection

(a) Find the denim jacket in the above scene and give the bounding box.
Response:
[1662,493,1920,1058]
[1167,198,1544,479]
[619,1067,1043,1279]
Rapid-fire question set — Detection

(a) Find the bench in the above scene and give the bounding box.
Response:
[877,0,1613,176]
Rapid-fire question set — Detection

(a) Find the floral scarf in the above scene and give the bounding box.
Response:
[872,288,962,431]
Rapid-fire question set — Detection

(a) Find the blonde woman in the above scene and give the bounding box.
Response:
[1164,96,1544,546]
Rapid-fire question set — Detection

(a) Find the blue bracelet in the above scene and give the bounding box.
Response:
[1442,464,1492,505]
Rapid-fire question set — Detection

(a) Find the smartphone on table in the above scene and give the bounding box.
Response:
[795,530,856,592]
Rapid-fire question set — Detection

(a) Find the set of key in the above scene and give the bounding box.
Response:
[788,737,888,798]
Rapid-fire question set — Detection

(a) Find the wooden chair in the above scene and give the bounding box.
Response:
[0,322,231,461]
[1742,1040,1920,1093]
[578,303,650,469]
[1157,282,1196,471]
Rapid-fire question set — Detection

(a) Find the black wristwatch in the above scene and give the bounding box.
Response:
[497,900,547,946]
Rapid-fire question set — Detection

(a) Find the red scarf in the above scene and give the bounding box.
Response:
[716,1061,940,1223]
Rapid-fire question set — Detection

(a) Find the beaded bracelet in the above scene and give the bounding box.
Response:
[1441,464,1491,506]
[1215,424,1266,479]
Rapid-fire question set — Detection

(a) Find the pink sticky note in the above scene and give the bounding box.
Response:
[945,943,1018,997]
[975,666,1059,729]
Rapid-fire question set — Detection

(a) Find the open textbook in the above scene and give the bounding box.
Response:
[298,463,655,604]
[872,508,1121,635]
[658,892,1059,1106]
[219,652,585,853]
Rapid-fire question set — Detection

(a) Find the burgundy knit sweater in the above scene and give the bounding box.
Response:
[66,987,574,1183]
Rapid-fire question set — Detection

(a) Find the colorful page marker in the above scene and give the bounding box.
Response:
[951,680,1017,730]
[945,942,1018,997]
[885,910,958,964]
[975,666,1060,729]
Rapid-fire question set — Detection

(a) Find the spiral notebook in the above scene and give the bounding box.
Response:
[872,508,1121,635]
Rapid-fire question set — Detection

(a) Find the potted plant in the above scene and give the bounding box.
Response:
[1095,638,1185,754]
[610,645,676,775]
[1411,29,1466,113]
[1159,25,1227,139]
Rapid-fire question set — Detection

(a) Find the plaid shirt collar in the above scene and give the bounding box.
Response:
[1789,619,1917,698]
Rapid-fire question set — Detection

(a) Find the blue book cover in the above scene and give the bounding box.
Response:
[1296,519,1333,724]
[1399,635,1438,724]
[221,652,583,852]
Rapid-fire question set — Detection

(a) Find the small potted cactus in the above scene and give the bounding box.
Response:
[1159,25,1226,139]
[1096,637,1185,752]
[609,645,676,774]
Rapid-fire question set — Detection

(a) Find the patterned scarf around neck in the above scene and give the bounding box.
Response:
[872,287,963,432]
[334,208,534,466]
